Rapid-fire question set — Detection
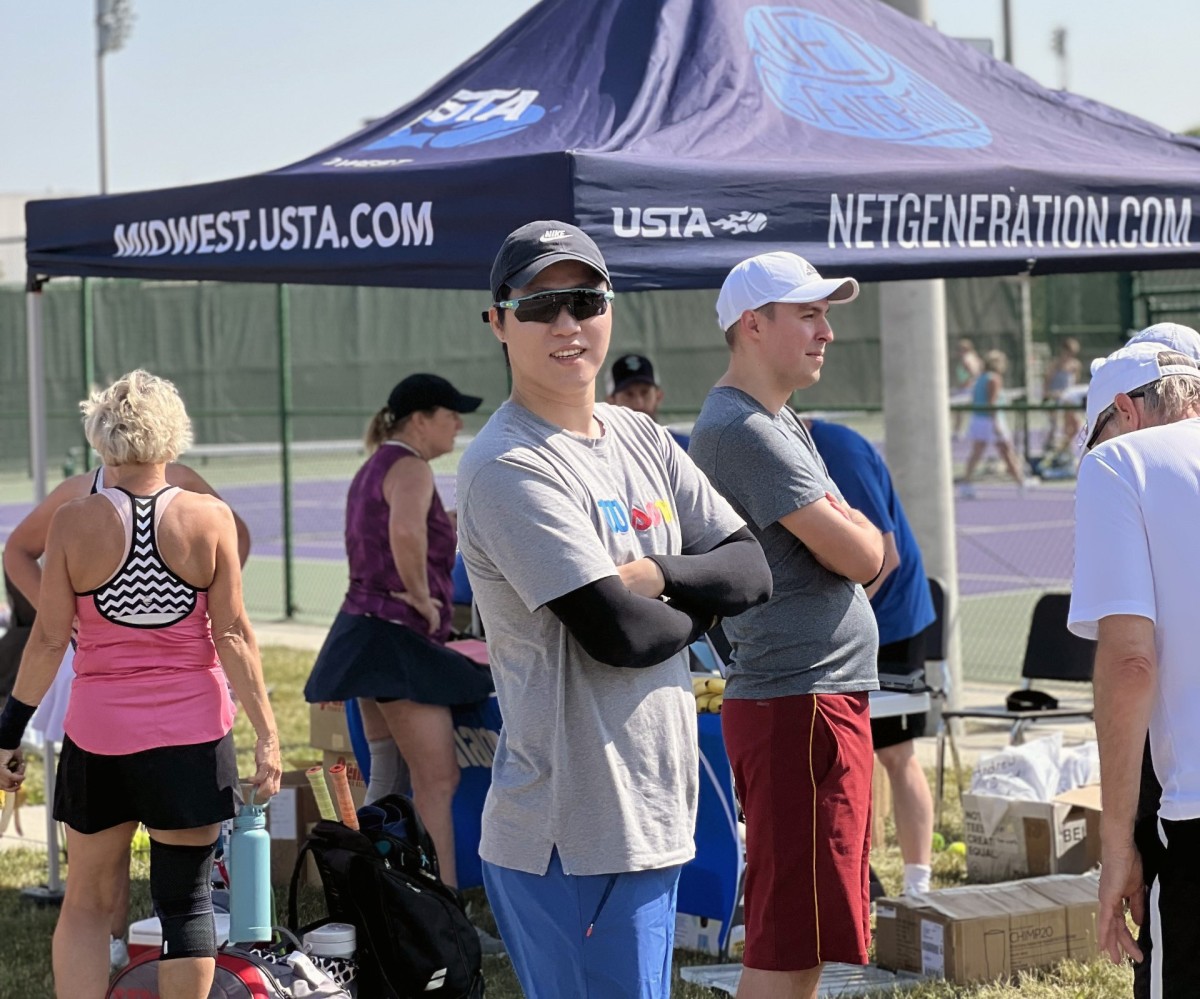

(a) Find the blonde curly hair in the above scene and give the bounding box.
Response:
[81,370,193,466]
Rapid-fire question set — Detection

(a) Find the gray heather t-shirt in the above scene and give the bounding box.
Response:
[689,387,878,700]
[457,401,744,877]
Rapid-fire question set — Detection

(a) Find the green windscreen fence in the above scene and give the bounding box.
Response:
[1,270,1182,683]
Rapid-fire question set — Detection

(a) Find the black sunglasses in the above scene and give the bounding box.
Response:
[1085,387,1147,450]
[481,288,614,325]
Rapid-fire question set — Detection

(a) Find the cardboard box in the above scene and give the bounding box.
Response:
[875,872,1099,985]
[961,783,1101,882]
[673,914,745,958]
[309,701,353,754]
[322,750,368,810]
[267,770,323,888]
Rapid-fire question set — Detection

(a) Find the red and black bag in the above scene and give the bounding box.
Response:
[106,943,351,998]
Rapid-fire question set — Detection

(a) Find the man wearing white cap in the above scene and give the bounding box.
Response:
[689,252,882,999]
[1068,341,1200,997]
[1125,321,1200,363]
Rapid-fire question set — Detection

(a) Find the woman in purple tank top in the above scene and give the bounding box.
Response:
[305,374,491,888]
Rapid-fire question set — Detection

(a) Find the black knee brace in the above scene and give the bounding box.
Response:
[149,838,218,960]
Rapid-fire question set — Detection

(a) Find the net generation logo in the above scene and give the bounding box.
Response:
[745,7,991,149]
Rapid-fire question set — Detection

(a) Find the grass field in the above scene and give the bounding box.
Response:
[0,645,1130,998]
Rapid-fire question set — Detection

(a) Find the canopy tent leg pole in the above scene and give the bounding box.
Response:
[277,284,296,619]
[879,279,963,715]
[26,281,48,503]
[22,738,65,904]
[81,277,96,471]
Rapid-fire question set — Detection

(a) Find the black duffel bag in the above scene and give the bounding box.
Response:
[289,794,484,999]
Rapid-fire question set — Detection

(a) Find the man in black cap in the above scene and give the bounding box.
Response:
[606,354,693,448]
[456,221,770,997]
[606,354,664,418]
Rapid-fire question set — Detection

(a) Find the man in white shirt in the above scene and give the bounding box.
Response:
[1068,341,1200,998]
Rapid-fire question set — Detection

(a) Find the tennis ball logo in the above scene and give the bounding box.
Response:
[365,88,548,152]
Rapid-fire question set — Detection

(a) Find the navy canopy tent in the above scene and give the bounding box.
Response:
[26,0,1200,290]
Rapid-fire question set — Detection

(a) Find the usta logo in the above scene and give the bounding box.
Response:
[612,208,768,239]
[364,88,545,151]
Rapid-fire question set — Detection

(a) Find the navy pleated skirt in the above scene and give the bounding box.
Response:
[304,611,493,707]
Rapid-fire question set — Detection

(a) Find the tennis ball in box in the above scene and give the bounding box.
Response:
[947,841,966,857]
[931,831,946,852]
[131,825,151,855]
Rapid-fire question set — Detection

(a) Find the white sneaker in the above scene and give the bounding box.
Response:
[110,936,129,972]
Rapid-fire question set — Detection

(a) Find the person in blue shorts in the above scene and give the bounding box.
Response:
[457,221,770,998]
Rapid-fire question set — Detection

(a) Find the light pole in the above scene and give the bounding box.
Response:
[1002,0,1014,64]
[1051,27,1069,91]
[95,0,134,194]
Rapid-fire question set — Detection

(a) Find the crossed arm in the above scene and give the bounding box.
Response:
[547,527,771,668]
[779,491,885,585]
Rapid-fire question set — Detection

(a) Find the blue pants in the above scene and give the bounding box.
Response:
[483,849,681,999]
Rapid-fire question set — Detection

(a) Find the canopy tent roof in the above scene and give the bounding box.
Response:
[26,0,1200,290]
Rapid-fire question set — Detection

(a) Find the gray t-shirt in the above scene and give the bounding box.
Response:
[689,386,878,700]
[457,400,744,877]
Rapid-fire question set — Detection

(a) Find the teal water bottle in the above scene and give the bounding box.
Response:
[228,790,271,944]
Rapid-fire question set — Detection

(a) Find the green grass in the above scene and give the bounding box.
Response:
[0,646,1130,998]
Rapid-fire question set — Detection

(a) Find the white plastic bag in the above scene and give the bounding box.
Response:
[969,733,1064,801]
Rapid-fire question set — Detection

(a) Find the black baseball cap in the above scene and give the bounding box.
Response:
[489,220,611,300]
[608,354,659,394]
[387,374,482,420]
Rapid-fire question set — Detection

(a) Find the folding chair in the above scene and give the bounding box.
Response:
[921,577,948,699]
[934,592,1095,824]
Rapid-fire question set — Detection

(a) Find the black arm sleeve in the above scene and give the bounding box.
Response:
[546,577,715,669]
[645,527,772,617]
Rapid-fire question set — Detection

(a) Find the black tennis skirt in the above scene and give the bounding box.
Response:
[54,731,239,834]
[304,611,493,707]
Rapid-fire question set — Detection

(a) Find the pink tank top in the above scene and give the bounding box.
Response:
[65,485,236,755]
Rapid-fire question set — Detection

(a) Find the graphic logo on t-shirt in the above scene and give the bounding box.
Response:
[597,498,674,533]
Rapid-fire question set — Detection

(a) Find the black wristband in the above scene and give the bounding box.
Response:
[864,554,888,589]
[0,695,36,751]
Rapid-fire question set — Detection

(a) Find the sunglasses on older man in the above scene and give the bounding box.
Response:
[1085,387,1147,450]
[482,288,614,325]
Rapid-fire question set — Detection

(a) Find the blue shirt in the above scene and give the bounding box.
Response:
[808,420,935,646]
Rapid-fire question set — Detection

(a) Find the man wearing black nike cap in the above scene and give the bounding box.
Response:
[456,221,770,997]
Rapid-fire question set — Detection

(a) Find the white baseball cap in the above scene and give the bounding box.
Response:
[1125,322,1200,363]
[1085,341,1200,448]
[716,252,859,332]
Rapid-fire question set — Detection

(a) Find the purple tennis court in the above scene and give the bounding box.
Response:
[0,440,1076,684]
[0,473,1074,587]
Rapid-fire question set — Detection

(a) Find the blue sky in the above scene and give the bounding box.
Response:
[2,1,1196,196]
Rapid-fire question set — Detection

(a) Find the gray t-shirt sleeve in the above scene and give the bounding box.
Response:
[460,458,617,612]
[708,413,827,530]
[661,431,747,555]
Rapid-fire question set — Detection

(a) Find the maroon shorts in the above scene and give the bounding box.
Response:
[723,692,873,971]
